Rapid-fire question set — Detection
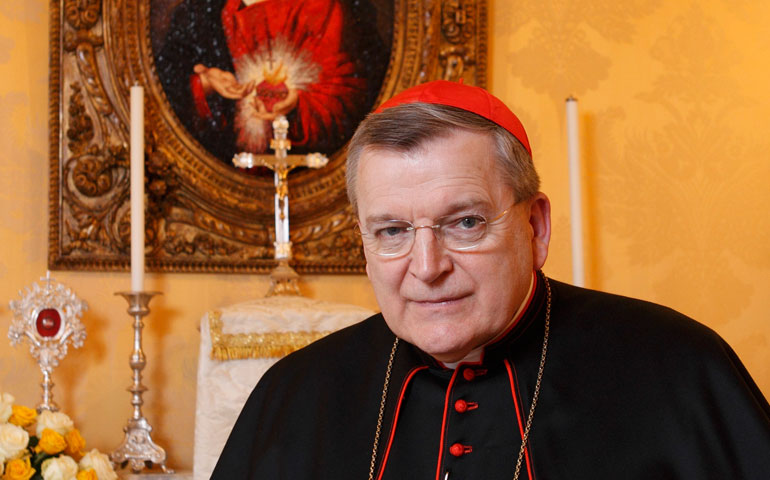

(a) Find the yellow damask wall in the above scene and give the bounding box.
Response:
[0,0,768,470]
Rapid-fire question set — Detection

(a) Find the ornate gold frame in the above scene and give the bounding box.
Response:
[49,0,487,274]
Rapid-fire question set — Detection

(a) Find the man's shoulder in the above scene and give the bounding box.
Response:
[543,277,763,407]
[548,277,722,351]
[532,278,770,478]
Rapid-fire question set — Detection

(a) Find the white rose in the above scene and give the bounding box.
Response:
[36,410,74,436]
[79,449,117,480]
[41,454,79,480]
[0,392,15,422]
[0,423,29,460]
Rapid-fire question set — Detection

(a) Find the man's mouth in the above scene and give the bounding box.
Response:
[410,293,471,305]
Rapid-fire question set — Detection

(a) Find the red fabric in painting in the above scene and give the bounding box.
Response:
[219,0,364,151]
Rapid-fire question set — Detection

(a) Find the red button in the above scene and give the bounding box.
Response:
[449,443,472,457]
[462,368,475,381]
[454,399,478,413]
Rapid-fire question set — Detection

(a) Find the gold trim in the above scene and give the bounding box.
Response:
[208,311,333,360]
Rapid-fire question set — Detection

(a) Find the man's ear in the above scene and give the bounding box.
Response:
[528,192,551,270]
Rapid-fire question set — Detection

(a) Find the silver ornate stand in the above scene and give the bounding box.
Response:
[8,272,87,413]
[111,291,171,473]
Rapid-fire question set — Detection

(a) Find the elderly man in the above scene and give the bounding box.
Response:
[212,81,770,479]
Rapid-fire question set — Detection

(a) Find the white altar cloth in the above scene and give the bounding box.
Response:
[194,296,374,480]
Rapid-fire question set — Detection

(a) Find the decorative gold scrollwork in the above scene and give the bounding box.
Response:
[72,153,119,198]
[442,0,475,45]
[440,45,476,82]
[65,84,94,155]
[63,0,101,31]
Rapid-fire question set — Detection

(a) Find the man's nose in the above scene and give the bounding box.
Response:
[408,227,452,282]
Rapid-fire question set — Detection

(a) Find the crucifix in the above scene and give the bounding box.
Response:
[233,115,328,296]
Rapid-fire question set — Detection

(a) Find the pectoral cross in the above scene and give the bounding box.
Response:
[233,116,328,296]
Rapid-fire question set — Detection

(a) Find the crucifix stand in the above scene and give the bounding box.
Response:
[233,115,328,296]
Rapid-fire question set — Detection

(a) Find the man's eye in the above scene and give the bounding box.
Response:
[455,216,485,229]
[375,225,408,238]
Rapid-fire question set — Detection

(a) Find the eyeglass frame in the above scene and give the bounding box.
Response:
[355,203,517,258]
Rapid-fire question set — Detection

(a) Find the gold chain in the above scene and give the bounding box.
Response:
[367,277,551,480]
[368,337,400,480]
[512,275,551,480]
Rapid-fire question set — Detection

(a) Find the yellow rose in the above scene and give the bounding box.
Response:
[36,429,67,455]
[64,429,85,458]
[75,469,97,480]
[8,406,36,428]
[36,411,73,437]
[2,457,35,480]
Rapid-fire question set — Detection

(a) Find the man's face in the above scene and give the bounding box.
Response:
[356,129,550,362]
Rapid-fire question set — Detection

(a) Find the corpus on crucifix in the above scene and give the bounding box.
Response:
[233,115,328,296]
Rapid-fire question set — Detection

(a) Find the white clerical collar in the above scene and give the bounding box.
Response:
[441,271,537,370]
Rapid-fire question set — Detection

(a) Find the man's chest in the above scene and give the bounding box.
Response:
[379,364,531,480]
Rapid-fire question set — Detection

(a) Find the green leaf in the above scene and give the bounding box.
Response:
[31,451,54,469]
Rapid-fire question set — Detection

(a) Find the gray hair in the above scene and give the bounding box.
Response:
[346,103,539,213]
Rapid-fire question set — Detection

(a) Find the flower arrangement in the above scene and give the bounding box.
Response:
[0,392,117,480]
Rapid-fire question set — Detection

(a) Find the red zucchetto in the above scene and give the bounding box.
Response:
[375,80,531,156]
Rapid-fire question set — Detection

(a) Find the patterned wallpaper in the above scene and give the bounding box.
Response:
[0,0,767,470]
[491,0,769,400]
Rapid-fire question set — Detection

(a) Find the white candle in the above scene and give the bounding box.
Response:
[566,97,585,287]
[130,85,145,292]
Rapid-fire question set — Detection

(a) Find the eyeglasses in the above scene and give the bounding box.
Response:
[356,204,515,257]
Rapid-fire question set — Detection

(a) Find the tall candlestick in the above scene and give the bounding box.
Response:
[566,97,585,287]
[130,85,145,292]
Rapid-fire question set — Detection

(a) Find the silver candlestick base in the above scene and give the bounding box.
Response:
[266,259,302,297]
[110,291,171,473]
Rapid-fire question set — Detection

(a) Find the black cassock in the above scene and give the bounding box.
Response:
[211,272,770,479]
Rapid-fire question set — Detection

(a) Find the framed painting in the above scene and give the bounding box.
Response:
[49,0,488,274]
